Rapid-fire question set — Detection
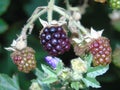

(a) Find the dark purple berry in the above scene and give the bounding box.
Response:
[41,33,46,38]
[41,39,46,45]
[61,33,66,39]
[40,26,71,56]
[61,41,67,47]
[65,44,70,51]
[56,45,62,51]
[53,32,61,39]
[51,39,58,46]
[45,43,52,50]
[58,26,63,32]
[49,27,57,33]
[45,34,51,41]
[44,28,49,33]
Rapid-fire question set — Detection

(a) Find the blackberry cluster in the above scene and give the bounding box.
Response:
[11,47,36,73]
[40,26,71,56]
[89,37,112,66]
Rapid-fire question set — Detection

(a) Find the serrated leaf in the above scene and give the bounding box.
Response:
[87,65,109,78]
[0,19,8,34]
[37,79,50,90]
[85,54,93,68]
[0,0,10,16]
[41,64,56,77]
[42,77,58,84]
[0,74,20,90]
[55,61,64,73]
[82,77,101,88]
[12,75,20,89]
[35,68,45,80]
[71,82,80,90]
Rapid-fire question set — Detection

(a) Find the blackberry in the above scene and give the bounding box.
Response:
[89,37,112,66]
[11,47,36,73]
[40,26,71,56]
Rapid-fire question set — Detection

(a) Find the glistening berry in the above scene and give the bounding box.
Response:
[89,37,112,66]
[11,47,36,73]
[40,26,71,56]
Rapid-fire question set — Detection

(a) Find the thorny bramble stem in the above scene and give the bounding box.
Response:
[47,0,55,23]
[6,0,89,51]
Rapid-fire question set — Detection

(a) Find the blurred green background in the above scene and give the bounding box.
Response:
[0,0,120,90]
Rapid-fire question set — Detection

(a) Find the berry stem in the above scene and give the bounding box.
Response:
[21,8,47,36]
[54,5,89,35]
[47,0,55,23]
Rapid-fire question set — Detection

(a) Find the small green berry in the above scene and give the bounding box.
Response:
[109,0,120,9]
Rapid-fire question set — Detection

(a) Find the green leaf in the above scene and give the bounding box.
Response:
[112,20,120,32]
[35,68,45,80]
[71,82,80,90]
[0,74,20,90]
[0,0,10,16]
[24,0,48,16]
[41,64,56,77]
[37,79,50,90]
[87,65,109,78]
[55,61,64,73]
[85,54,93,68]
[12,75,20,90]
[82,77,101,88]
[42,77,58,84]
[0,19,8,34]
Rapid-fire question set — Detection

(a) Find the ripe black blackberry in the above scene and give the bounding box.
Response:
[89,37,112,66]
[40,26,71,56]
[11,47,36,73]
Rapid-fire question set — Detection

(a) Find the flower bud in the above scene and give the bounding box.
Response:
[58,68,71,81]
[45,56,61,69]
[71,57,87,74]
[29,82,42,90]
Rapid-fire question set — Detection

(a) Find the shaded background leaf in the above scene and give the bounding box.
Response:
[0,18,8,34]
[0,0,10,16]
[0,74,20,90]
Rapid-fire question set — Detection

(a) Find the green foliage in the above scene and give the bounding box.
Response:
[0,74,20,90]
[112,20,120,32]
[82,77,101,88]
[0,19,8,34]
[87,65,109,78]
[0,0,10,16]
[71,82,80,90]
[24,0,48,16]
[85,54,93,68]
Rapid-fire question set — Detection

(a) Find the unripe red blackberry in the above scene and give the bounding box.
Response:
[89,37,112,66]
[109,0,120,9]
[11,47,36,73]
[40,26,71,56]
